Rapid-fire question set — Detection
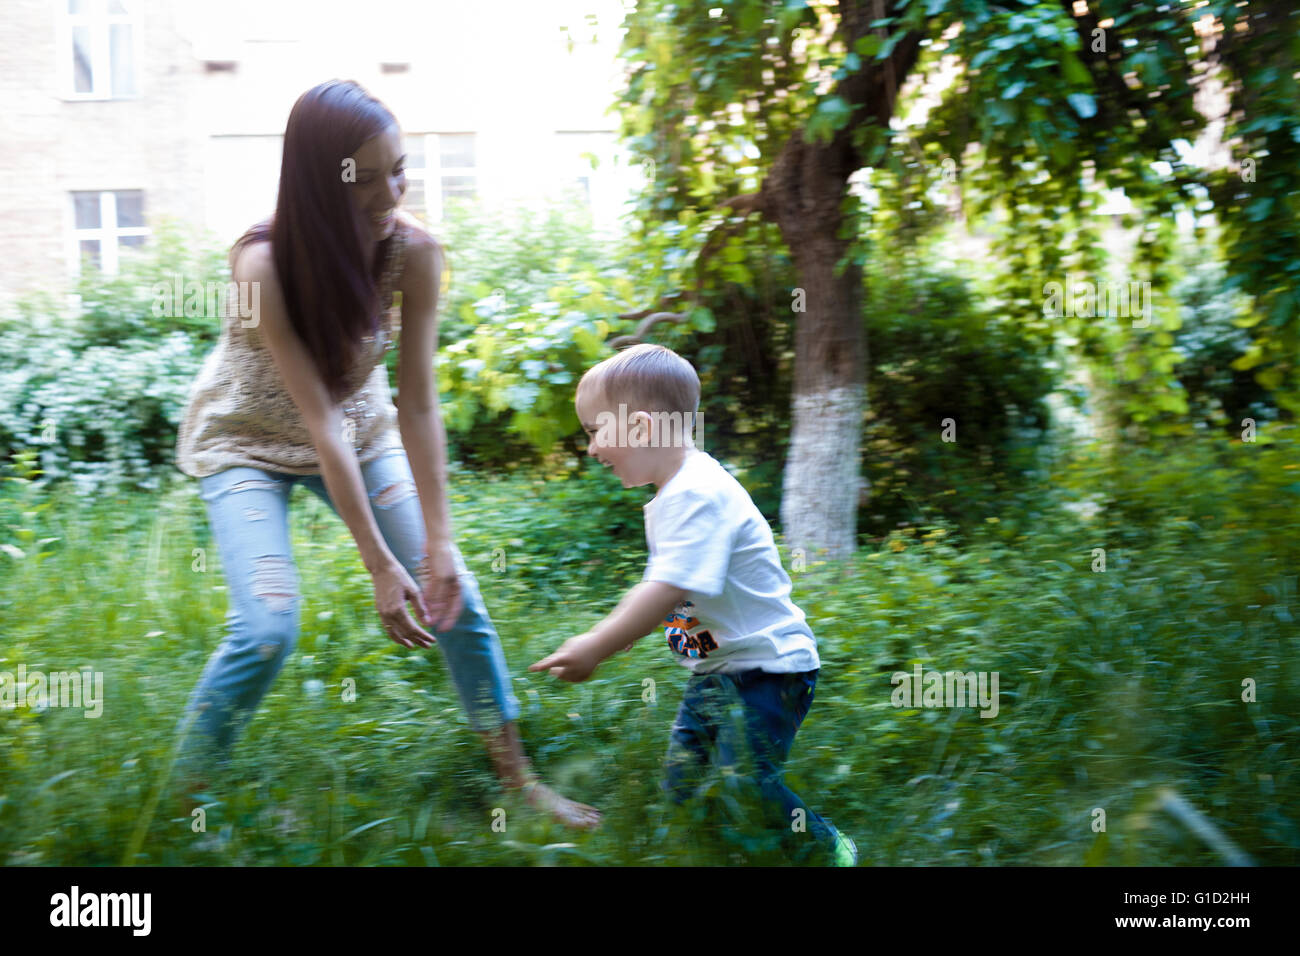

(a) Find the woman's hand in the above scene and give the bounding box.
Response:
[371,560,436,649]
[420,541,464,634]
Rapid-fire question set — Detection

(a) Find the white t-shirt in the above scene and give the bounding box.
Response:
[641,448,821,675]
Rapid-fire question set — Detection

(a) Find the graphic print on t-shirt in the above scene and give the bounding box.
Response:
[664,600,718,659]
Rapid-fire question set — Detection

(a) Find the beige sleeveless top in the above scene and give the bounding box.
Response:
[174,219,409,479]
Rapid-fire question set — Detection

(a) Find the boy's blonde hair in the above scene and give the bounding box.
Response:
[577,343,700,422]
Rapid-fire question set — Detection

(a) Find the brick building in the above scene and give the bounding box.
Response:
[0,0,638,307]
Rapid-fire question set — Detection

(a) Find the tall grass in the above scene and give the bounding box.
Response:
[1,427,1296,865]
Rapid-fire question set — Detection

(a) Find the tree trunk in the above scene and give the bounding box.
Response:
[767,139,866,561]
[748,2,923,559]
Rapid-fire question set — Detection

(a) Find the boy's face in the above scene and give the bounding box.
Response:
[575,387,656,488]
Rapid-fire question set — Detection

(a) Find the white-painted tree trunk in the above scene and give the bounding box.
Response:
[780,384,865,561]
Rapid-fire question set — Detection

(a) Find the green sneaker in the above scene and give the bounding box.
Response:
[831,827,858,867]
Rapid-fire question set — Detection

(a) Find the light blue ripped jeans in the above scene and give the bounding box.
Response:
[176,446,521,775]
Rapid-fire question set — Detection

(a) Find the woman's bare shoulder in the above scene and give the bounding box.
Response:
[397,210,444,255]
[232,237,277,286]
[395,211,446,293]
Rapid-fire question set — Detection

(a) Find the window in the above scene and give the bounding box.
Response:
[71,190,148,275]
[60,0,138,99]
[403,133,477,224]
[402,134,427,221]
[554,131,613,209]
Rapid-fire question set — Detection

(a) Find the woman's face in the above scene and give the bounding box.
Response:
[350,122,406,242]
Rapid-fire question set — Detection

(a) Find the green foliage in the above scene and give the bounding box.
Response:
[861,257,1058,534]
[434,197,623,349]
[1199,0,1300,417]
[617,0,820,230]
[914,3,1195,438]
[3,0,1299,870]
[1169,236,1280,434]
[929,0,1300,425]
[665,222,801,519]
[72,217,231,348]
[0,312,204,496]
[0,220,233,493]
[428,198,762,475]
[427,198,646,470]
[613,0,1299,486]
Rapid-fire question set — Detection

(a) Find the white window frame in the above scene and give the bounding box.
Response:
[56,0,140,100]
[404,133,477,224]
[70,190,149,277]
[401,133,432,223]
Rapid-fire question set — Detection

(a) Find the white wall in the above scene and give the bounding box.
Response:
[176,0,644,242]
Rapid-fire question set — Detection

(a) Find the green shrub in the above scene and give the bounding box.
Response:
[71,217,231,349]
[429,198,648,470]
[0,220,231,493]
[0,322,204,494]
[1169,244,1280,434]
[859,258,1059,536]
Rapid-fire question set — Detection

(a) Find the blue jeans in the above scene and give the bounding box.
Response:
[662,668,839,861]
[176,447,521,773]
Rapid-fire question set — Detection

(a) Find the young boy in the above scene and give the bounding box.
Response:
[529,343,857,866]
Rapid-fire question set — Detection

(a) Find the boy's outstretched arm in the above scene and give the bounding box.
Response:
[529,581,685,683]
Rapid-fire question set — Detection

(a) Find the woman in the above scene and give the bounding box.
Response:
[173,79,600,829]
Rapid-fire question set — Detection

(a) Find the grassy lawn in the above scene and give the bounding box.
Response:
[1,433,1296,866]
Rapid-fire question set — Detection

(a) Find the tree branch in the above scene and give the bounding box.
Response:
[617,291,688,323]
[610,197,767,347]
[607,312,688,349]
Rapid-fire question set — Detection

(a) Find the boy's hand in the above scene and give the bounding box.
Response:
[530,632,604,683]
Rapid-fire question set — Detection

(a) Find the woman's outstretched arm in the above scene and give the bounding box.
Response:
[242,241,435,648]
[394,223,461,629]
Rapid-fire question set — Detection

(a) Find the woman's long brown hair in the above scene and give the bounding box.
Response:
[229,79,400,404]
